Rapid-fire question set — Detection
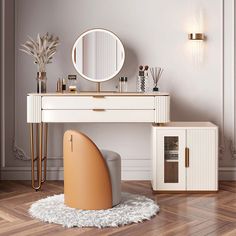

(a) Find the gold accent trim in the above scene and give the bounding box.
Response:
[93,95,105,98]
[185,147,190,167]
[30,123,48,191]
[92,109,106,111]
[188,33,205,40]
[74,47,76,64]
[96,82,101,92]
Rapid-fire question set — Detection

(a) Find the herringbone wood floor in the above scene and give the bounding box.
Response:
[0,181,235,236]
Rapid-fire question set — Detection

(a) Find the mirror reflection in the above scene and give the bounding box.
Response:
[72,29,125,82]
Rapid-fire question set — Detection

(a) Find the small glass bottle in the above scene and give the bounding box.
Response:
[62,79,67,93]
[56,78,62,93]
[68,75,78,92]
[119,77,128,92]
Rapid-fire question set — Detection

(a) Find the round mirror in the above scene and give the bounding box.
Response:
[72,29,125,82]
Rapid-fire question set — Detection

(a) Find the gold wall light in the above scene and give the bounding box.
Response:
[188,33,205,41]
[188,32,205,64]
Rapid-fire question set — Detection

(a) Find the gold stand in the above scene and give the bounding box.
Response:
[30,123,48,191]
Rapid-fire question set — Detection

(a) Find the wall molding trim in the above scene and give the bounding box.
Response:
[1,0,6,168]
[1,166,235,181]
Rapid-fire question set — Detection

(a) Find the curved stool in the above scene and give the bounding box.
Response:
[63,130,121,210]
[101,150,121,206]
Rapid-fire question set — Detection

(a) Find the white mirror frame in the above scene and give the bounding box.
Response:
[72,29,125,83]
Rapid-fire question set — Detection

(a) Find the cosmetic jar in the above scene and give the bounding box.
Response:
[68,75,78,92]
[137,71,149,92]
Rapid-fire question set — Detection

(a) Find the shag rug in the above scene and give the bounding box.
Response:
[29,192,159,228]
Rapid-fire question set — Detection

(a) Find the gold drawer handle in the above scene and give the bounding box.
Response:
[93,95,105,98]
[92,109,106,112]
[185,147,189,167]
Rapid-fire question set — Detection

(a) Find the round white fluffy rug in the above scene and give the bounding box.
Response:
[29,192,159,228]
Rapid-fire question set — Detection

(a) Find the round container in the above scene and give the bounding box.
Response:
[137,75,149,92]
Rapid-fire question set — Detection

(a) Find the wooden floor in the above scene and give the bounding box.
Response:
[0,181,235,236]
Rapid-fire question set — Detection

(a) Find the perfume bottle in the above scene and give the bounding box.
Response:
[56,78,62,93]
[62,79,67,93]
[119,77,128,92]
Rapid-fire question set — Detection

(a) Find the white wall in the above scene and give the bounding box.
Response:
[1,0,235,180]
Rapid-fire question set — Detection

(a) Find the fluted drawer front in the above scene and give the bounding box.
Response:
[42,110,154,123]
[155,96,170,123]
[42,96,155,110]
[27,96,42,123]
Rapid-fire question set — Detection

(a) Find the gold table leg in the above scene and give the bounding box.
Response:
[30,123,48,191]
[42,123,48,183]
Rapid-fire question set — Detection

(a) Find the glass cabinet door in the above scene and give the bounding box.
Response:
[164,136,179,183]
[156,129,186,190]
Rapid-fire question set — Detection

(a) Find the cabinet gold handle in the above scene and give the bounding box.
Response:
[92,109,105,111]
[93,95,105,98]
[185,147,190,167]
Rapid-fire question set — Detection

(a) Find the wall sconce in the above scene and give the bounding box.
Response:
[188,33,205,41]
[187,9,205,65]
[188,32,205,64]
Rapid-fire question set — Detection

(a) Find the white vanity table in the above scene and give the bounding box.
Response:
[27,92,170,190]
[27,93,218,192]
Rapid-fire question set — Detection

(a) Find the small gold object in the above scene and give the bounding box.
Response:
[185,147,190,167]
[188,33,205,40]
[92,109,106,111]
[93,95,105,98]
[97,82,101,92]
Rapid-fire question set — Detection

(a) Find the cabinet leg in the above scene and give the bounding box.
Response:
[30,123,48,191]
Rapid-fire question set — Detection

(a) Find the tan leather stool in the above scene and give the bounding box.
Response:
[63,130,121,210]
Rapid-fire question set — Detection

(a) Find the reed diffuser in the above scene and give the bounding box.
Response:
[150,67,164,92]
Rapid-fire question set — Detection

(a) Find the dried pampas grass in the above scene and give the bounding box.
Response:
[20,33,59,72]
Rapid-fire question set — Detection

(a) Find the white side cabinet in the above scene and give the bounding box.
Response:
[152,122,218,192]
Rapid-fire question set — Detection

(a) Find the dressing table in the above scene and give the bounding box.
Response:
[27,28,171,190]
[27,92,170,190]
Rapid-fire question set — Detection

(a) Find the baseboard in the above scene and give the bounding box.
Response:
[218,167,236,180]
[0,166,151,181]
[1,166,235,181]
